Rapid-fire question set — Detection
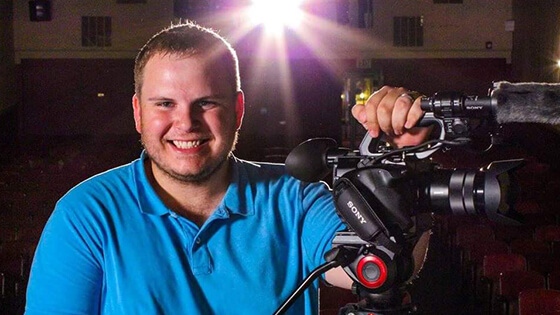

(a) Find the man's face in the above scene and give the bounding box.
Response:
[133,53,244,183]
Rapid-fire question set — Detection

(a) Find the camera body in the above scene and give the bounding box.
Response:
[333,156,523,243]
[331,153,523,304]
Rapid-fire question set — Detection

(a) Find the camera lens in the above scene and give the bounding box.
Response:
[418,159,523,226]
[422,169,485,216]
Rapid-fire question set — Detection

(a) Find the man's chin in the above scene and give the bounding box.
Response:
[157,158,228,184]
[168,169,213,183]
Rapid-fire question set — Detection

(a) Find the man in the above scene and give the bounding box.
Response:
[25,22,425,314]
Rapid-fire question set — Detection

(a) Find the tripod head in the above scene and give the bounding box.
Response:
[331,231,420,315]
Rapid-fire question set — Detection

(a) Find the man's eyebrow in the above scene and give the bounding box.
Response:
[199,93,230,99]
[145,93,233,103]
[193,94,233,102]
[146,97,174,102]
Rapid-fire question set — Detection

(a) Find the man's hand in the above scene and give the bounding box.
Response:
[351,86,424,140]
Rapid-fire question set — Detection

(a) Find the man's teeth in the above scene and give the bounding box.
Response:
[173,140,202,149]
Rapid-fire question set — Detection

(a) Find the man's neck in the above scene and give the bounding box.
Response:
[145,158,231,226]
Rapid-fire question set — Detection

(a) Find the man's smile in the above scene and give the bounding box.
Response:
[171,139,207,149]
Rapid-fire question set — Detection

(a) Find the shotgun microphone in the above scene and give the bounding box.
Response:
[421,81,560,125]
[492,81,560,124]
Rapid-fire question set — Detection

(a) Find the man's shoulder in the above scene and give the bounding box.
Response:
[232,157,330,192]
[58,160,138,204]
[233,157,288,178]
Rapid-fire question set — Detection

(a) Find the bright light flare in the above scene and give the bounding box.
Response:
[249,0,304,33]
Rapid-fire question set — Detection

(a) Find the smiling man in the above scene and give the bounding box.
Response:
[132,51,245,226]
[25,21,426,315]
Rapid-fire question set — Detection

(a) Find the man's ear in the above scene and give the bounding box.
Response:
[132,94,142,134]
[235,90,245,129]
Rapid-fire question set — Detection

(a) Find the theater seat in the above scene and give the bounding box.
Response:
[527,254,560,278]
[480,253,526,314]
[453,223,495,273]
[492,224,533,244]
[548,268,560,290]
[535,225,560,257]
[510,238,551,258]
[518,288,560,315]
[461,239,509,298]
[496,270,546,315]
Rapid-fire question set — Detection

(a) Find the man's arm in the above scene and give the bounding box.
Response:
[324,266,354,289]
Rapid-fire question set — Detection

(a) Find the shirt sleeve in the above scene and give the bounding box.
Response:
[300,181,346,268]
[25,204,103,315]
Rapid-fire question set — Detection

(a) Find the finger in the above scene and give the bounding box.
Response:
[351,104,366,124]
[364,87,390,137]
[405,97,425,129]
[376,87,408,136]
[392,93,415,135]
[376,98,395,136]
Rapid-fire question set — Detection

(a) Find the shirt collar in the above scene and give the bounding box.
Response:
[133,151,254,218]
[221,155,255,217]
[134,150,168,216]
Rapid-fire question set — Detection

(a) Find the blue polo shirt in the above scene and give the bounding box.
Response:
[25,152,345,315]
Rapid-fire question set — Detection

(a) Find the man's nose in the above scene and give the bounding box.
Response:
[174,105,200,130]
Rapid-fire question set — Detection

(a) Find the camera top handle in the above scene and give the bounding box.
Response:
[359,112,445,160]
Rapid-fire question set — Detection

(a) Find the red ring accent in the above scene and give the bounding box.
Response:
[356,255,388,289]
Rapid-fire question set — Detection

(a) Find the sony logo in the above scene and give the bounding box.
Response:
[346,201,367,224]
[468,106,484,110]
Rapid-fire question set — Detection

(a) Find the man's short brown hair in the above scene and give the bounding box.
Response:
[134,21,241,96]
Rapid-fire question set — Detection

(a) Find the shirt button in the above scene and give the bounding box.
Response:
[195,237,201,244]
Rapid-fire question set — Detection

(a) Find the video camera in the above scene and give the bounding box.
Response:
[274,88,525,315]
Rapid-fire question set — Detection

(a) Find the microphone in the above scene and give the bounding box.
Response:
[420,81,560,125]
[285,138,360,182]
[492,81,560,124]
